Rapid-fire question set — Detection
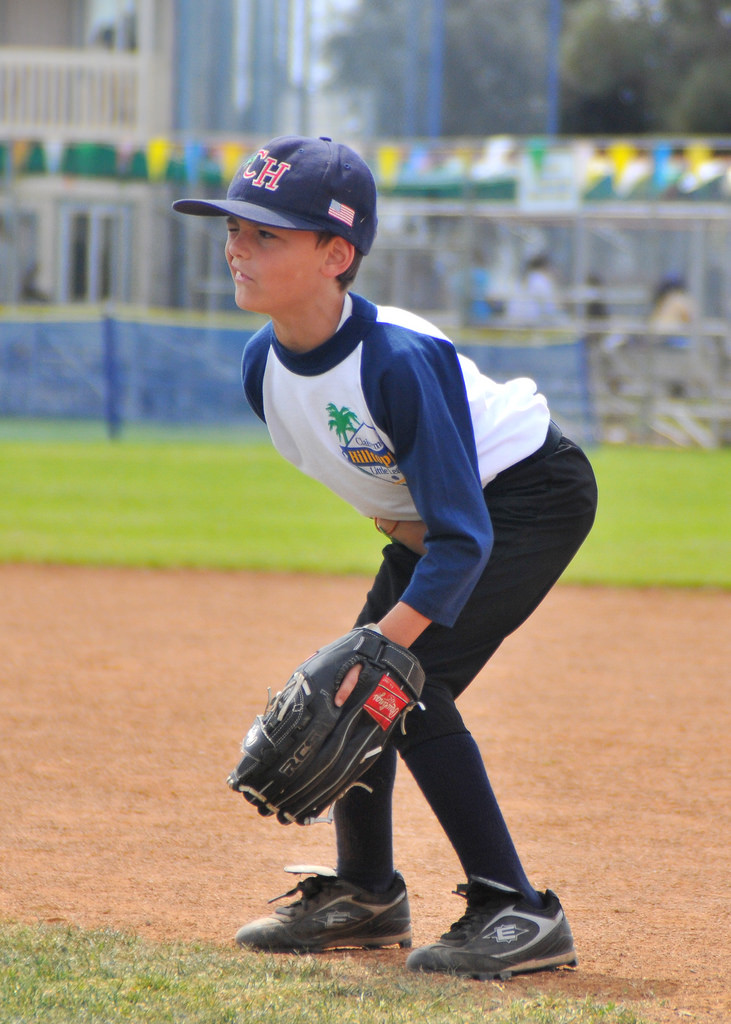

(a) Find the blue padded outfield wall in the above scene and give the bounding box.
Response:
[0,312,262,436]
[0,311,595,443]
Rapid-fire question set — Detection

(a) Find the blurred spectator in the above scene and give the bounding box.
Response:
[20,263,50,304]
[648,275,696,348]
[585,273,608,323]
[648,274,699,399]
[506,254,564,324]
[466,246,501,323]
[581,273,621,397]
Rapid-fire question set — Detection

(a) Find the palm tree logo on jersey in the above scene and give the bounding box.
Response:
[326,404,360,443]
[325,403,405,484]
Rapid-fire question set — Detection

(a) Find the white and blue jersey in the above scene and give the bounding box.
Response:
[242,292,550,627]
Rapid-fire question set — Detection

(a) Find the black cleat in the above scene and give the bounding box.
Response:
[406,877,577,980]
[235,865,412,952]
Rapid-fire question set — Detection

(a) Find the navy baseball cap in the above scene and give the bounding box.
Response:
[173,135,377,254]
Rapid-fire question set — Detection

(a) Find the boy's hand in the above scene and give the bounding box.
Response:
[226,626,425,825]
[375,518,427,556]
[335,602,432,707]
[334,663,362,707]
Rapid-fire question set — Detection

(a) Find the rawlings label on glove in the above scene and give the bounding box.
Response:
[226,626,425,825]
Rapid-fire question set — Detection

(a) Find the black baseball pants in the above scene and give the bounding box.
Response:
[336,426,598,895]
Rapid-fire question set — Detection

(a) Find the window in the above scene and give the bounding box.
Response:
[59,204,131,304]
[87,0,138,51]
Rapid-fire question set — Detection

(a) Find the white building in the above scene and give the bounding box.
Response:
[1,1,173,304]
[0,0,350,306]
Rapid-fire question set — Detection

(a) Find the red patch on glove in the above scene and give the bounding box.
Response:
[363,674,411,730]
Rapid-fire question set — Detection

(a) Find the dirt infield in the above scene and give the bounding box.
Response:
[1,565,728,1023]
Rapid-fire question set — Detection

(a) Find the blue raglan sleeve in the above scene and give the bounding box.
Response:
[241,327,272,423]
[362,330,493,627]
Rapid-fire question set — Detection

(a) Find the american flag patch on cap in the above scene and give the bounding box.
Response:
[328,198,355,227]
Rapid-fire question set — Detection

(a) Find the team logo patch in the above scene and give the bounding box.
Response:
[238,148,292,190]
[326,403,405,485]
[364,674,411,730]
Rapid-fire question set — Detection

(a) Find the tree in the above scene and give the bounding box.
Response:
[661,0,731,131]
[670,55,731,133]
[560,1,664,133]
[560,0,731,133]
[326,0,555,137]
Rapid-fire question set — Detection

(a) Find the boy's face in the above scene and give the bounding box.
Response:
[225,216,337,317]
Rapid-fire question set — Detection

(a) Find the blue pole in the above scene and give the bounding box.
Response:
[173,0,193,131]
[403,0,421,136]
[103,315,122,440]
[427,0,445,137]
[546,0,563,135]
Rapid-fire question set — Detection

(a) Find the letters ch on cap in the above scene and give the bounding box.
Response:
[242,149,292,191]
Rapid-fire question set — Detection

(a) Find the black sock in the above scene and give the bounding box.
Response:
[334,744,397,893]
[402,733,543,907]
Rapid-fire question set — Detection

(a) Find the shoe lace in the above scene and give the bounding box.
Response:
[441,882,510,941]
[268,874,330,910]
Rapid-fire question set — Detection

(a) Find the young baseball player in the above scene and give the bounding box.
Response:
[173,136,597,980]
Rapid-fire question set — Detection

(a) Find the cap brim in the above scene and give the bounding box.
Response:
[172,198,320,232]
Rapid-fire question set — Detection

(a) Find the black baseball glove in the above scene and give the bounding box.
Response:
[226,626,425,825]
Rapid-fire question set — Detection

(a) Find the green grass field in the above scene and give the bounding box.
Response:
[0,923,648,1024]
[0,426,728,586]
[1,423,727,1023]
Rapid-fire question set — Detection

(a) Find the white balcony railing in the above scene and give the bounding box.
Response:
[0,47,165,143]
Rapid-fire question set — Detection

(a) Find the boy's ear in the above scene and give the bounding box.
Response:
[323,236,355,278]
